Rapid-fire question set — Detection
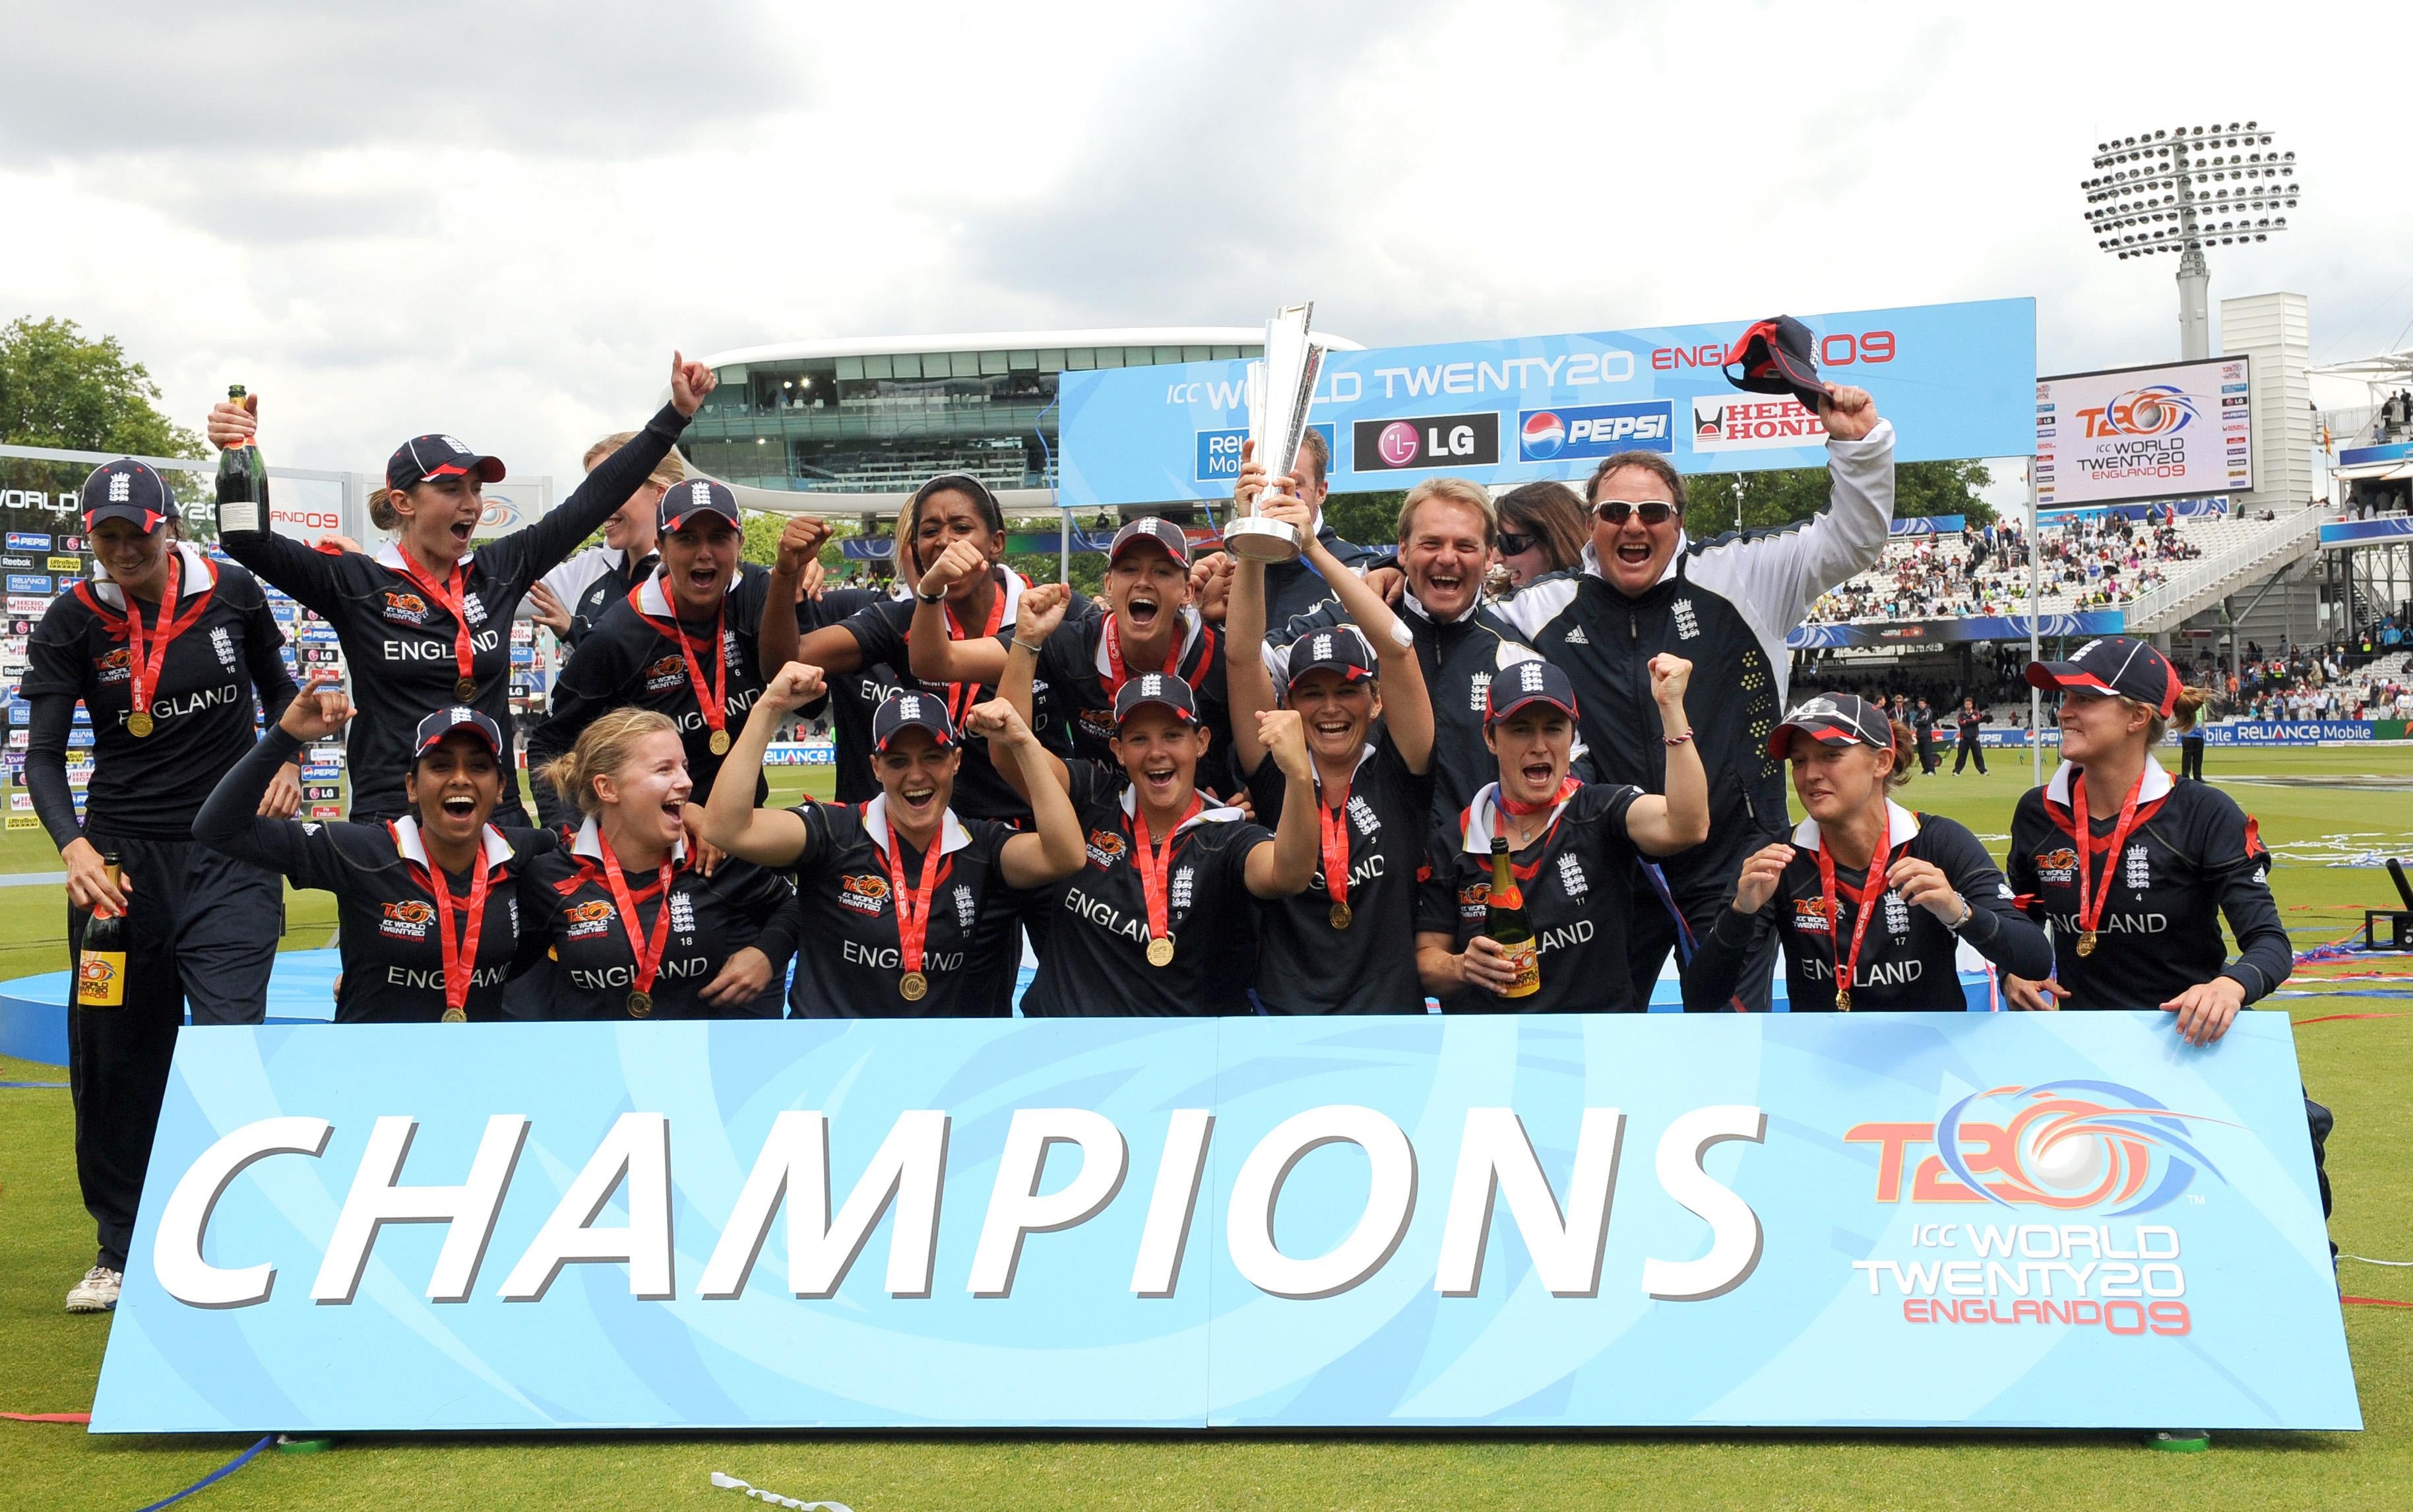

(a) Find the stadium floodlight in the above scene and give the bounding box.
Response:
[2081,119,2302,360]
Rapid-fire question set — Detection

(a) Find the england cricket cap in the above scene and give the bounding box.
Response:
[414,705,505,759]
[1484,656,1581,724]
[1767,693,1892,759]
[1285,626,1377,690]
[387,433,507,491]
[2022,637,2181,718]
[1112,671,1201,728]
[80,459,179,531]
[872,687,957,751]
[1108,516,1191,567]
[658,478,741,534]
[1722,315,1829,412]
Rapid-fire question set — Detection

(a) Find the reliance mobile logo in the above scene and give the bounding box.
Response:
[1518,402,1674,461]
[2075,386,2199,441]
[1846,1080,2228,1214]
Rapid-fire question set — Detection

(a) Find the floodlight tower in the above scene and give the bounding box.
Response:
[2081,121,2302,360]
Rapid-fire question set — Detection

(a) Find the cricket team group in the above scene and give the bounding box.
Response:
[30,350,2303,1313]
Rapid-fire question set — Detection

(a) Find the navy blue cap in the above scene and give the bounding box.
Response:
[80,459,179,530]
[1112,670,1201,728]
[659,478,741,533]
[2024,637,2181,718]
[387,434,506,491]
[1485,656,1580,724]
[1286,627,1377,690]
[1769,693,1891,759]
[1109,516,1191,567]
[1722,315,1828,412]
[414,705,505,759]
[873,688,957,751]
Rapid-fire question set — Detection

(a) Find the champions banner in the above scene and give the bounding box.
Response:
[94,1012,2354,1433]
[1057,299,2036,507]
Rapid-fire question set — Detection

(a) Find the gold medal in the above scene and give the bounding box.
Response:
[1834,990,1851,1013]
[126,710,154,738]
[899,970,929,1001]
[441,1007,467,1023]
[1329,901,1353,930]
[627,989,654,1018]
[708,728,732,757]
[1146,936,1175,968]
[2077,930,2098,957]
[454,676,479,701]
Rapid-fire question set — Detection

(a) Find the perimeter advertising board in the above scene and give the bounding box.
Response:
[94,1012,2355,1433]
[1057,300,2036,507]
[2036,358,2252,507]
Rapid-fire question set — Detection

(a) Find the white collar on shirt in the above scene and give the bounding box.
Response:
[571,815,688,866]
[1402,590,1483,625]
[862,793,974,856]
[2046,757,2174,809]
[390,813,513,874]
[375,541,477,574]
[1790,797,1924,852]
[87,541,216,610]
[1460,779,1579,854]
[1117,783,1242,833]
[636,563,741,619]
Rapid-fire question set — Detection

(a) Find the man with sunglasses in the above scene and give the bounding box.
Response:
[1492,385,1893,1011]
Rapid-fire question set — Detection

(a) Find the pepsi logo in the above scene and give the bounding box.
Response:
[1522,411,1567,460]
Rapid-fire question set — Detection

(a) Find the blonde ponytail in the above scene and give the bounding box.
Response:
[543,707,681,819]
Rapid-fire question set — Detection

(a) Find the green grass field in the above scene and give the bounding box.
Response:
[1,750,2408,1510]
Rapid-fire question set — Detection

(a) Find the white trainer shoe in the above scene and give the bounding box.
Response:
[65,1265,122,1313]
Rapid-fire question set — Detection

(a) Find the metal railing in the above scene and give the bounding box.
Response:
[2121,506,2333,633]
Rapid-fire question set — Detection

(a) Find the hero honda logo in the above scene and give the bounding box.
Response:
[1352,412,1500,473]
[1518,402,1674,461]
[1846,1080,2229,1214]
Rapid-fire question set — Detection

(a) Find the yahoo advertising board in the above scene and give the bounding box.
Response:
[1057,299,2036,507]
[93,1011,2353,1433]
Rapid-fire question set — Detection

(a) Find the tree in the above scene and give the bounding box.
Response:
[0,317,204,458]
[1679,458,1995,536]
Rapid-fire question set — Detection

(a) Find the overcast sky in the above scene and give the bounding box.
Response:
[3,1,2404,503]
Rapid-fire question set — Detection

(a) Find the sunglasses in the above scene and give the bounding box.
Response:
[1594,500,1680,527]
[1495,530,1538,556]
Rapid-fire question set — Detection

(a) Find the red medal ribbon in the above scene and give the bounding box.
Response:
[937,573,1011,728]
[399,824,491,1022]
[599,835,678,1002]
[394,548,478,693]
[1101,612,1214,699]
[1131,794,1203,947]
[80,553,218,726]
[2071,766,2150,941]
[1816,809,1891,1006]
[631,581,728,744]
[1317,776,1353,914]
[879,809,949,979]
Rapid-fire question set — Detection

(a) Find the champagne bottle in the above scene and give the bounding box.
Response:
[215,384,268,535]
[1486,836,1539,999]
[76,854,127,1009]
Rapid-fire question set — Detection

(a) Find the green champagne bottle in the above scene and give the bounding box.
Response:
[215,384,268,534]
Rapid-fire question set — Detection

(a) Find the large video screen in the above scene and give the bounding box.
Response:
[2036,356,2251,507]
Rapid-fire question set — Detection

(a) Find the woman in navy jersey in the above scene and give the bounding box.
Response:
[759,473,1058,824]
[195,675,556,1023]
[523,709,797,1019]
[1685,693,2051,1013]
[701,668,1085,1015]
[24,460,300,1315]
[2004,638,2290,1038]
[1224,481,1435,1014]
[204,353,716,823]
[1415,657,1707,1012]
[996,585,1325,1017]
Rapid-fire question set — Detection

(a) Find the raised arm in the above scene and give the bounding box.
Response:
[907,538,1011,686]
[759,513,835,672]
[487,355,713,583]
[1294,494,1431,774]
[1242,709,1321,898]
[700,662,821,866]
[966,699,1084,888]
[1683,844,1788,1011]
[995,583,1074,802]
[191,670,356,891]
[1621,655,1710,855]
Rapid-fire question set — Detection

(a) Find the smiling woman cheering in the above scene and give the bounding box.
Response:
[205,353,716,825]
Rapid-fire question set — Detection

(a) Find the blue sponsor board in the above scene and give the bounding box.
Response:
[67,729,93,747]
[762,740,836,766]
[92,1012,2352,1432]
[7,700,25,725]
[1061,299,2038,506]
[2338,440,2413,468]
[1787,610,2123,649]
[300,763,343,781]
[1517,400,1674,461]
[2203,720,2377,745]
[5,531,51,550]
[1193,423,1334,484]
[2320,518,2413,548]
[6,574,50,595]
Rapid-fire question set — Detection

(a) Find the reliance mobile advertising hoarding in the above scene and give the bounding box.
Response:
[1057,299,2036,507]
[94,1012,2354,1433]
[2036,357,2253,507]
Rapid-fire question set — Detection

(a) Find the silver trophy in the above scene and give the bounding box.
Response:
[1224,302,1327,563]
